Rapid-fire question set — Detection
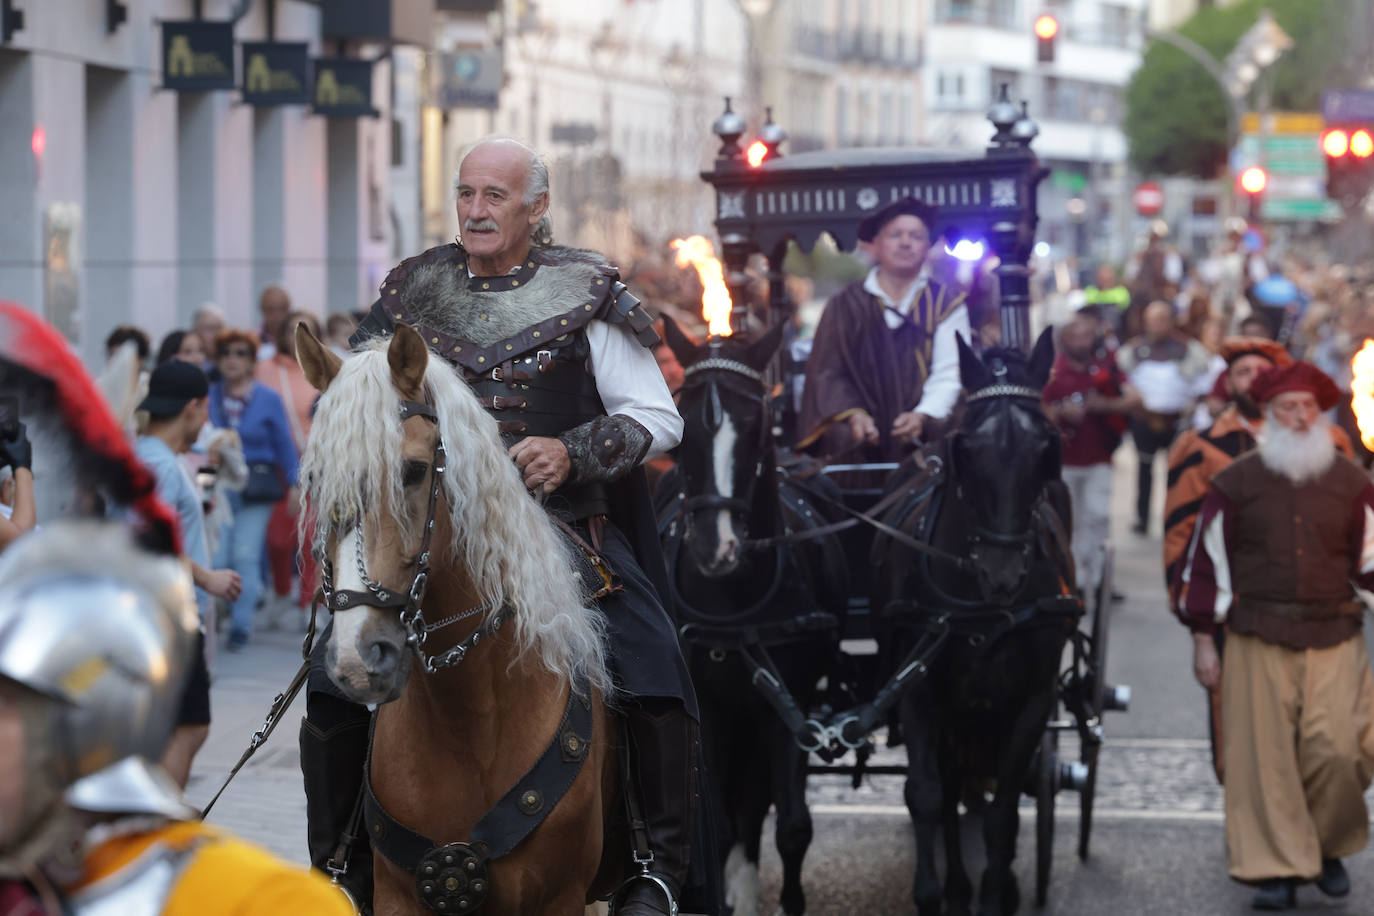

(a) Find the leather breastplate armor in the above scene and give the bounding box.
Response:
[467,331,610,519]
[360,243,661,521]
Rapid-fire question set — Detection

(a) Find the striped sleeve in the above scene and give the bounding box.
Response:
[1162,431,1207,601]
[1177,488,1234,634]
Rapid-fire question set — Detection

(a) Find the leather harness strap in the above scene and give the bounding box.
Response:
[361,670,594,878]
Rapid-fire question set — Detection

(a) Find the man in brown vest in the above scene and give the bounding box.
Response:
[1179,361,1374,910]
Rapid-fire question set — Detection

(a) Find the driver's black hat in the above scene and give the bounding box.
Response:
[857,196,938,243]
[138,360,209,418]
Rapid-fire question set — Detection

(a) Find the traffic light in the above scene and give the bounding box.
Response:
[1034,14,1058,63]
[1237,166,1267,221]
[1322,126,1374,208]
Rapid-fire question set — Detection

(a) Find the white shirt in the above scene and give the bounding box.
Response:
[862,267,971,420]
[467,265,682,459]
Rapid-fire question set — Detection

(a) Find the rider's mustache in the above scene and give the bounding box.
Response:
[464,218,499,233]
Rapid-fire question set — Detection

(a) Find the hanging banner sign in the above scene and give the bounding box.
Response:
[313,58,378,117]
[242,42,310,106]
[161,20,235,91]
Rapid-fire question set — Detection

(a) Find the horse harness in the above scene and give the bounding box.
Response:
[314,394,597,914]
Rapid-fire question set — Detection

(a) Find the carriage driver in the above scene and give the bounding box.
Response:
[302,137,704,916]
[797,196,971,459]
[0,522,352,915]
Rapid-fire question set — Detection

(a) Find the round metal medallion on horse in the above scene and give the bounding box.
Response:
[415,842,490,914]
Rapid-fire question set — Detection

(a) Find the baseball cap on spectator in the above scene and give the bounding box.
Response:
[138,361,208,418]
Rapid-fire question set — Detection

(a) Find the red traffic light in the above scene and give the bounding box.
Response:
[745,140,768,167]
[1352,130,1374,158]
[1239,166,1268,195]
[1324,129,1350,158]
[1034,14,1059,39]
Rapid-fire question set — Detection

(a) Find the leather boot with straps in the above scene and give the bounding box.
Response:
[612,700,697,916]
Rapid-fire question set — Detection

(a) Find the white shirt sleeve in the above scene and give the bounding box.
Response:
[913,304,971,420]
[585,320,683,460]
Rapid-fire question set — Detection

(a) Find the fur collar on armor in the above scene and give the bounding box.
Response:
[389,244,614,347]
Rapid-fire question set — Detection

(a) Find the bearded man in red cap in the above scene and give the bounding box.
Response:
[1164,339,1353,784]
[798,196,968,459]
[1179,361,1374,910]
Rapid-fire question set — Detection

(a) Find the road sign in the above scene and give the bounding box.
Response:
[1133,181,1164,216]
[1232,114,1342,222]
[1322,89,1374,124]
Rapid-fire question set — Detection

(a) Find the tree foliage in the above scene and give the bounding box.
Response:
[1123,0,1360,178]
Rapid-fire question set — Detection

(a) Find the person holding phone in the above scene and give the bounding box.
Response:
[0,401,35,551]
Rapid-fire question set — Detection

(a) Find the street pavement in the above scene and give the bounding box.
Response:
[185,443,1374,914]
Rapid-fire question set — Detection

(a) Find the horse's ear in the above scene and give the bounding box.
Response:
[296,324,342,393]
[744,320,787,371]
[956,331,988,391]
[1027,326,1056,389]
[387,323,429,397]
[661,315,700,368]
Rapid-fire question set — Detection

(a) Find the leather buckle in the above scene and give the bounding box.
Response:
[490,366,503,382]
[537,350,552,373]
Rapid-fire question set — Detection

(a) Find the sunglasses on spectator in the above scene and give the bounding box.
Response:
[221,347,255,358]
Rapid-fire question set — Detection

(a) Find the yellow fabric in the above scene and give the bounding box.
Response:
[1222,631,1374,882]
[74,821,353,915]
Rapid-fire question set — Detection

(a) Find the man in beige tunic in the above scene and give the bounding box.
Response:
[1179,360,1374,910]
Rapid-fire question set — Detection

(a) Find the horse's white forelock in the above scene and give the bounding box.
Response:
[300,340,609,695]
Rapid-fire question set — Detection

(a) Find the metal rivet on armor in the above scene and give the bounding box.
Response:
[532,331,541,338]
[604,439,613,447]
[444,854,454,865]
[478,356,486,363]
[390,288,398,295]
[584,304,592,311]
[445,877,459,890]
[424,865,436,876]
[560,319,568,326]
[453,346,461,352]
[378,590,389,600]
[471,880,485,893]
[480,313,488,320]
[596,278,605,285]
[482,282,490,290]
[511,280,519,287]
[466,860,478,873]
[437,902,447,911]
[505,344,513,350]
[432,337,439,344]
[396,313,404,319]
[527,261,534,268]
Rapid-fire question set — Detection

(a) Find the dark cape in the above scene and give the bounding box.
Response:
[797,277,965,462]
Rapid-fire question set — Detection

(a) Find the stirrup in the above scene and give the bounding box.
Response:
[609,873,679,916]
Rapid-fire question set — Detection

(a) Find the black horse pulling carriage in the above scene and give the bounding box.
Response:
[657,91,1131,915]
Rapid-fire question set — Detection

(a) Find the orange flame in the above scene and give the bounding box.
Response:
[670,235,733,337]
[1352,339,1374,450]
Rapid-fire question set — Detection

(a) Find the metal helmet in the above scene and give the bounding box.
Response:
[0,521,200,820]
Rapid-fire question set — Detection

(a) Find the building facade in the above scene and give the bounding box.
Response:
[0,0,409,366]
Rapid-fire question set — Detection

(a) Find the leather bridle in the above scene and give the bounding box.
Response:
[318,395,506,674]
[675,354,772,530]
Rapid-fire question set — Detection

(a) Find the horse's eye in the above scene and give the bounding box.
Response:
[402,461,429,487]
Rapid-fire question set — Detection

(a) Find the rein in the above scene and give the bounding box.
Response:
[318,396,508,674]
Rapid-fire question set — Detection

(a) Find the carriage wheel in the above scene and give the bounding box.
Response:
[1089,546,1116,715]
[1077,737,1100,861]
[1035,730,1057,908]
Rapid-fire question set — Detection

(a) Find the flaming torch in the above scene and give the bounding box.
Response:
[670,235,733,337]
[1352,339,1374,450]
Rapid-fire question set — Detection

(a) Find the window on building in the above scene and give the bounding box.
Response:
[1100,4,1134,49]
[989,67,1019,103]
[879,91,894,144]
[836,87,850,145]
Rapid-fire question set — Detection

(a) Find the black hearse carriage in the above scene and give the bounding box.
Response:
[683,89,1131,905]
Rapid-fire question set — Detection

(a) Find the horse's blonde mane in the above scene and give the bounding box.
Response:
[301,341,609,695]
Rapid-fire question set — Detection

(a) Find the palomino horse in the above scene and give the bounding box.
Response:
[656,319,847,916]
[296,324,623,915]
[871,329,1079,916]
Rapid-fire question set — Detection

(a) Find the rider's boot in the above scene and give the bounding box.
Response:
[300,690,374,911]
[613,698,697,916]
